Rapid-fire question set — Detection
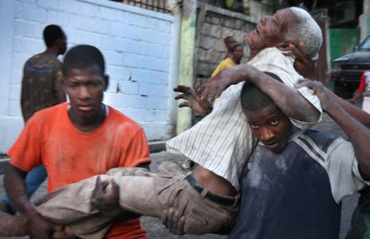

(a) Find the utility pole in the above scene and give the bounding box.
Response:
[176,0,197,134]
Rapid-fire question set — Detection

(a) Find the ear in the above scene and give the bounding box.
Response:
[103,74,109,91]
[276,41,293,51]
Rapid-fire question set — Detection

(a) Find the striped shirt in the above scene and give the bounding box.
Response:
[167,47,322,190]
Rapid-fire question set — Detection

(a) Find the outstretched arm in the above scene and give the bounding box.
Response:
[297,80,370,180]
[173,85,212,116]
[198,63,320,123]
[197,42,316,103]
[196,45,320,124]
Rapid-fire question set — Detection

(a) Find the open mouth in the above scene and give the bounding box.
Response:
[262,140,278,148]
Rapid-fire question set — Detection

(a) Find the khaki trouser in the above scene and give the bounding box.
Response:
[35,161,240,239]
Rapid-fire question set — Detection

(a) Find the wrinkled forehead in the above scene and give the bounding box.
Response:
[279,8,298,25]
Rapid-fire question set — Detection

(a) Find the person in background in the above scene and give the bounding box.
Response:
[0,24,67,215]
[211,43,244,77]
[3,44,151,239]
[349,70,370,114]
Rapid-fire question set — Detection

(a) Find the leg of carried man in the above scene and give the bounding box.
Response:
[108,161,239,234]
[32,160,238,237]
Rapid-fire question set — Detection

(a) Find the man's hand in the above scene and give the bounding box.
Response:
[174,85,212,116]
[90,176,121,218]
[295,79,335,111]
[160,207,185,235]
[26,212,59,239]
[197,69,235,104]
[289,42,316,79]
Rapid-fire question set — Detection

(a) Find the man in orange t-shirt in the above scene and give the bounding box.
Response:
[3,45,150,239]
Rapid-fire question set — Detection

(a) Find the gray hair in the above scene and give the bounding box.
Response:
[286,7,323,60]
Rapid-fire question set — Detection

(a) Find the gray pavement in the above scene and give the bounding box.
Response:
[0,112,359,239]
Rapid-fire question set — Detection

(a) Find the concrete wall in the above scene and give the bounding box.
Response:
[0,0,179,154]
[194,3,257,86]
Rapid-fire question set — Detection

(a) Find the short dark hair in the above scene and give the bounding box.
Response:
[231,43,243,52]
[43,25,65,47]
[224,36,236,43]
[62,45,105,76]
[240,72,282,112]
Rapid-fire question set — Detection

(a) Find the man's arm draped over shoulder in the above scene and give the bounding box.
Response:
[198,63,320,124]
[297,80,370,180]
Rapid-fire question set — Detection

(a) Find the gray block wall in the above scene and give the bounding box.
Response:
[194,3,257,86]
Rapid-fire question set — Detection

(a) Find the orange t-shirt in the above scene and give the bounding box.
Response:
[8,102,151,238]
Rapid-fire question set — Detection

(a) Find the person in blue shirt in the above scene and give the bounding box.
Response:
[227,78,370,239]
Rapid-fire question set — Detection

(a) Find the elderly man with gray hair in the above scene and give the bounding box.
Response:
[0,6,331,239]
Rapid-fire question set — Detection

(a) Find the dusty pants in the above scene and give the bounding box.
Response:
[34,161,240,238]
